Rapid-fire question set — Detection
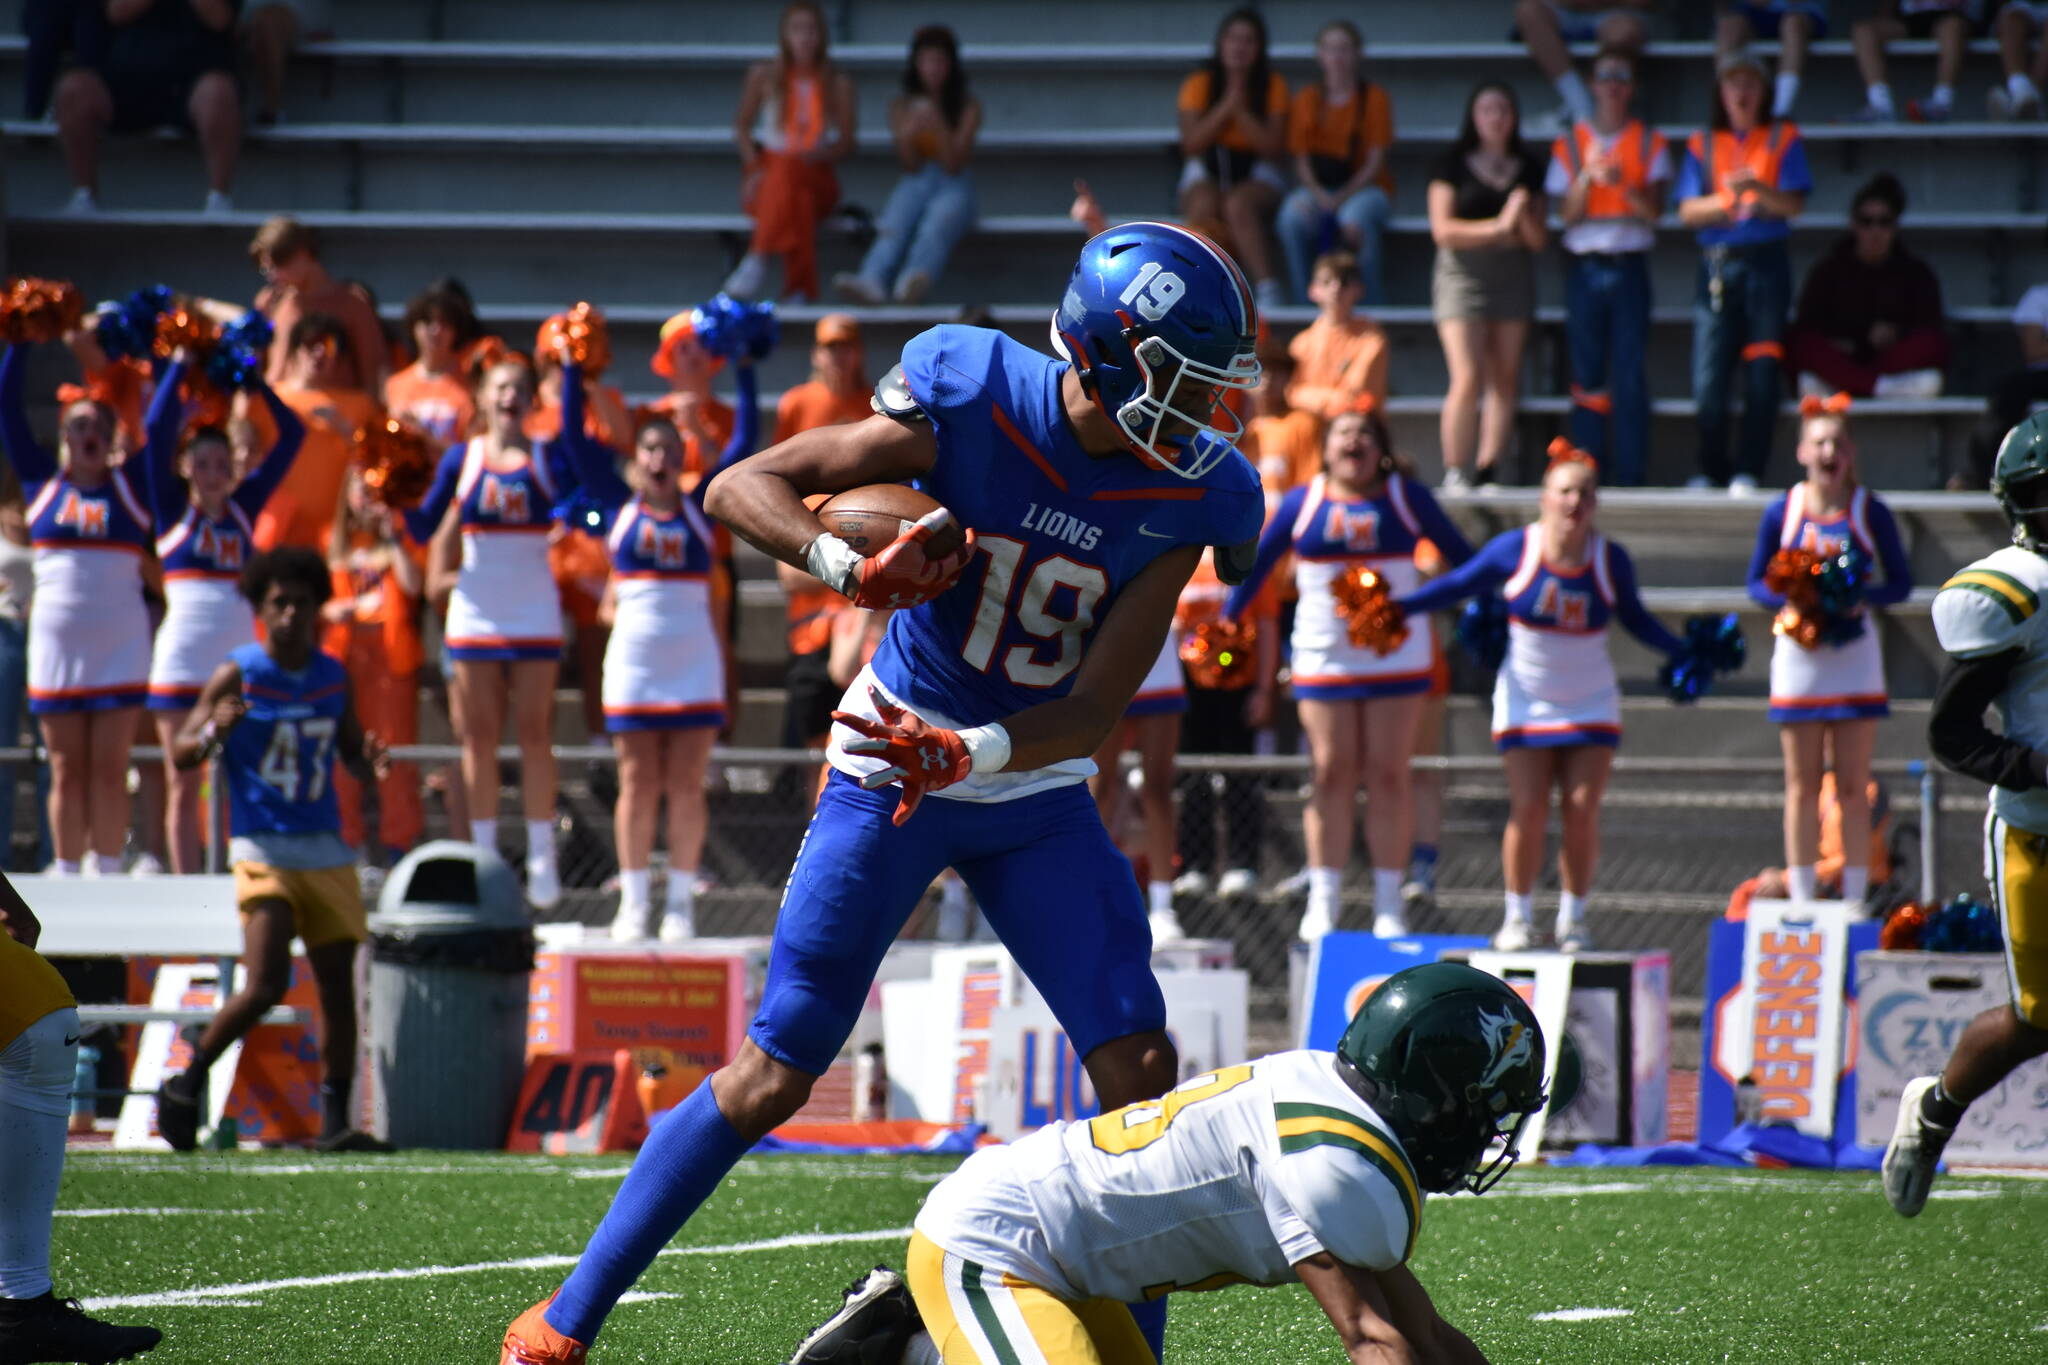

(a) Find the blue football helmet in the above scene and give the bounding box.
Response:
[1050,221,1260,480]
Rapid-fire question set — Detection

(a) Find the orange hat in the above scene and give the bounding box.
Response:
[815,312,861,346]
[652,311,724,381]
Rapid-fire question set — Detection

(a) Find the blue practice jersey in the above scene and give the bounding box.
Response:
[221,641,349,839]
[868,326,1263,730]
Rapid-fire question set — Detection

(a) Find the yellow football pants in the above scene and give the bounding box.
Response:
[905,1232,1155,1365]
[1986,813,2048,1027]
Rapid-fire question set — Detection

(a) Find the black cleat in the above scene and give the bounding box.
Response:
[788,1266,920,1365]
[152,1075,199,1154]
[0,1292,161,1363]
[313,1129,397,1154]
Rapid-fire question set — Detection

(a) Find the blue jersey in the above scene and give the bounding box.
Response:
[221,641,348,839]
[868,326,1263,731]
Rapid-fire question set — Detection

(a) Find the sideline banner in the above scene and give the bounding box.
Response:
[1298,934,1490,1050]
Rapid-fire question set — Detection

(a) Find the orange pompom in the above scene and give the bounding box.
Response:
[179,371,230,433]
[1330,566,1408,654]
[1879,901,1930,951]
[1179,619,1257,689]
[0,278,86,345]
[353,418,438,509]
[153,307,217,360]
[1765,547,1826,649]
[538,302,611,377]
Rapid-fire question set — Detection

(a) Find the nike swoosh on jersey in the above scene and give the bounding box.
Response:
[1138,524,1173,539]
[64,1036,82,1046]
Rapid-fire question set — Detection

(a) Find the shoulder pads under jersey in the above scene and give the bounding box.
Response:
[871,364,929,424]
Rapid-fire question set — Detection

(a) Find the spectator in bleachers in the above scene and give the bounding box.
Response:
[1677,48,1811,494]
[324,467,425,866]
[1176,8,1290,311]
[1286,251,1389,422]
[1548,45,1669,487]
[1991,1,2048,116]
[246,314,381,553]
[832,25,980,306]
[1429,81,1548,491]
[384,282,482,448]
[1241,347,1322,506]
[1510,0,1651,131]
[1172,548,1275,905]
[251,218,391,393]
[1275,20,1395,307]
[239,0,328,126]
[0,343,152,878]
[1962,278,2048,486]
[1718,2,1828,118]
[1225,401,1476,941]
[1853,0,1987,122]
[0,473,28,869]
[22,0,109,118]
[726,1,857,302]
[649,314,737,496]
[1746,400,1913,905]
[52,0,241,215]
[1786,173,1949,399]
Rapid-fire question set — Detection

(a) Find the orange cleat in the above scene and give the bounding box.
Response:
[501,1293,590,1364]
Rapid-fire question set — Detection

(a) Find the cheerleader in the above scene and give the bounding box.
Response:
[0,344,154,877]
[648,313,737,495]
[1745,395,1912,904]
[1395,446,1685,951]
[141,351,304,873]
[1091,632,1188,941]
[567,359,756,942]
[408,351,584,908]
[1225,399,1474,940]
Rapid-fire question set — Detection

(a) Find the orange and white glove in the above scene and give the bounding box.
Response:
[805,509,977,612]
[833,686,1010,826]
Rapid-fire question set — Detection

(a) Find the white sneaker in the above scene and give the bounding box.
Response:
[129,852,165,878]
[1439,467,1472,494]
[1557,923,1594,954]
[1728,474,1760,498]
[60,187,98,215]
[1149,908,1187,943]
[1491,919,1534,952]
[831,271,884,305]
[658,908,695,943]
[42,861,77,879]
[609,902,646,942]
[1684,475,1713,491]
[1873,368,1943,399]
[526,857,562,911]
[1171,869,1213,898]
[1371,912,1409,938]
[1400,878,1435,914]
[891,269,932,305]
[202,189,234,216]
[1297,900,1335,942]
[1216,867,1259,898]
[1881,1075,1953,1218]
[723,253,769,300]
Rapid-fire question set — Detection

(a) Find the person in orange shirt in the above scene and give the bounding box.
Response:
[246,313,384,554]
[1177,9,1289,309]
[726,2,857,302]
[384,281,481,447]
[249,216,390,393]
[1276,20,1396,306]
[1285,251,1390,421]
[323,467,425,860]
[649,314,737,496]
[1242,349,1322,510]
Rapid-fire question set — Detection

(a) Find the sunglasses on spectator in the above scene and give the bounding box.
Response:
[1854,213,1897,228]
[1592,66,1632,82]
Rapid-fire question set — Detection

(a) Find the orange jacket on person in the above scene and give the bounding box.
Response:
[248,386,384,552]
[772,381,870,446]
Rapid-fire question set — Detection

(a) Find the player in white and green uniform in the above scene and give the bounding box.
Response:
[788,963,1550,1365]
[1885,412,2048,1217]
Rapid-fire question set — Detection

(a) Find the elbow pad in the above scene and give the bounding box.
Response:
[1215,537,1258,586]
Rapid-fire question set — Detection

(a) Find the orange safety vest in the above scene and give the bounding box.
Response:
[1555,119,1666,224]
[1686,121,1797,213]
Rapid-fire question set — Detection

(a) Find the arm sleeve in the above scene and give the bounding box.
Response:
[141,356,190,530]
[1395,532,1518,616]
[1778,136,1813,194]
[1607,541,1685,656]
[1674,147,1703,202]
[694,361,761,507]
[1861,497,1914,609]
[541,361,590,498]
[1928,649,2046,791]
[1222,486,1303,622]
[1746,499,1788,609]
[1404,482,1475,566]
[231,380,305,517]
[0,346,56,488]
[401,446,467,542]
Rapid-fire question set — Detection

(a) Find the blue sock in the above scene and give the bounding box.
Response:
[544,1082,751,1342]
[1407,843,1439,890]
[1128,1297,1167,1361]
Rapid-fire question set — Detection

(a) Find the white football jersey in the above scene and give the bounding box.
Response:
[913,1050,1423,1305]
[1933,544,2048,833]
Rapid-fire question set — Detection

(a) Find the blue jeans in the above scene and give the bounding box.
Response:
[1565,252,1653,487]
[857,164,976,295]
[1692,241,1791,485]
[1277,184,1391,305]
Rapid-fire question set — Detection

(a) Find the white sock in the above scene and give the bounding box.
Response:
[2011,73,2042,104]
[1372,869,1404,923]
[1504,890,1535,925]
[0,1011,76,1299]
[1557,891,1588,933]
[1148,881,1174,914]
[1867,83,1895,115]
[1841,867,1869,903]
[1930,83,1954,110]
[1786,864,1818,900]
[903,1331,945,1365]
[469,817,497,853]
[525,819,555,866]
[47,859,78,878]
[665,875,696,919]
[1773,72,1800,118]
[90,853,122,877]
[1555,70,1593,123]
[1306,866,1342,905]
[618,867,651,912]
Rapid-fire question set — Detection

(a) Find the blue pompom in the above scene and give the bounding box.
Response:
[203,310,273,391]
[1923,894,2004,954]
[1455,595,1508,672]
[690,294,779,362]
[551,490,609,535]
[1813,549,1870,647]
[1660,613,1747,704]
[93,285,172,361]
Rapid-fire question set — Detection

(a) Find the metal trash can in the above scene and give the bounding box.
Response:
[368,840,534,1149]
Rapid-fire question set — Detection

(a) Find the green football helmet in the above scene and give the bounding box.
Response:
[1335,962,1548,1195]
[1991,411,2048,554]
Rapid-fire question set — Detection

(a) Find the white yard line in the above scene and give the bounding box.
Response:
[81,1225,913,1312]
[1531,1308,1634,1322]
[56,1208,260,1219]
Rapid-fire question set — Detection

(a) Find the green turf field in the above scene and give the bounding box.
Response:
[50,1149,2048,1364]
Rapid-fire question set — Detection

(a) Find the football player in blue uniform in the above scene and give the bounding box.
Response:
[503,223,1267,1365]
[156,547,391,1155]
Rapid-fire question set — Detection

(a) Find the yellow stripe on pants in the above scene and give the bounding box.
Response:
[904,1232,1156,1365]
